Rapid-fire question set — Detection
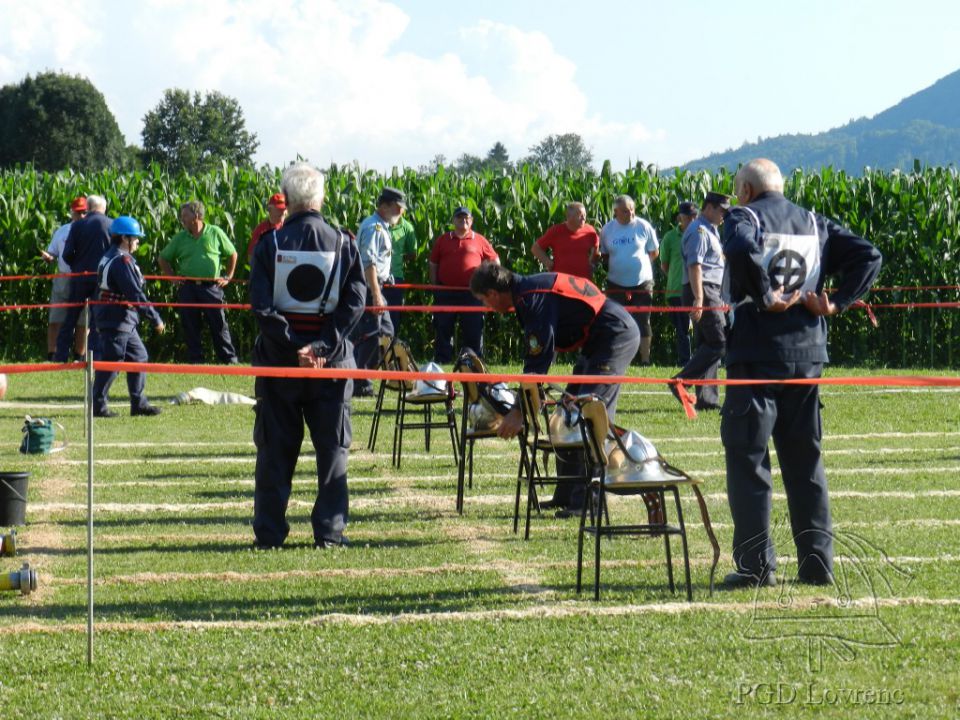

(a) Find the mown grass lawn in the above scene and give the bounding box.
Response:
[1,364,958,719]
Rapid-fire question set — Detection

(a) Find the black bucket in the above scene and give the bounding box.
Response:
[0,472,29,526]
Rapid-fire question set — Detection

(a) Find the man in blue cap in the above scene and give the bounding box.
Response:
[91,216,165,418]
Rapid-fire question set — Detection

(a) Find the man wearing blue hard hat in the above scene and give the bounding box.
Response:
[91,216,165,418]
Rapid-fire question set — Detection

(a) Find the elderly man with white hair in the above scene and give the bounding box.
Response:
[599,194,659,364]
[248,162,367,550]
[719,158,882,588]
[53,194,112,362]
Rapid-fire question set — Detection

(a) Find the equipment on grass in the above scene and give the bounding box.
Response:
[0,529,16,557]
[1,562,36,596]
[19,417,66,455]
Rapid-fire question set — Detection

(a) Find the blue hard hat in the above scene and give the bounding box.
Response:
[110,215,145,238]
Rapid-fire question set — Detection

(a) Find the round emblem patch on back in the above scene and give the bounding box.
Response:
[287,264,325,302]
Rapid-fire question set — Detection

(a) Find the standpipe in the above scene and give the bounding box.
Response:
[0,529,16,557]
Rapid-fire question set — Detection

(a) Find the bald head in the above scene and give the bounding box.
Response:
[735,158,784,205]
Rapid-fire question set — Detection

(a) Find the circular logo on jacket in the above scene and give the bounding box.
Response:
[767,250,807,293]
[287,264,325,302]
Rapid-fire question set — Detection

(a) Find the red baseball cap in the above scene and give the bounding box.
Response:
[268,193,286,210]
[70,196,88,212]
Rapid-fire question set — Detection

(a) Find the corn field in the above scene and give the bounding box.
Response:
[1,162,958,366]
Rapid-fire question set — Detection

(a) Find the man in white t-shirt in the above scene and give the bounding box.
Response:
[40,196,88,360]
[600,194,660,364]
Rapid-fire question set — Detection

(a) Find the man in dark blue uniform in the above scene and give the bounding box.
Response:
[91,216,165,418]
[471,261,640,516]
[720,158,881,587]
[249,162,366,549]
[54,194,113,362]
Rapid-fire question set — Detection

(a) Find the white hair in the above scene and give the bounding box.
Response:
[736,158,784,194]
[281,162,325,211]
[614,194,635,211]
[86,194,107,212]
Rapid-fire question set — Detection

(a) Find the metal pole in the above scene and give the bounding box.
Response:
[83,303,90,440]
[85,343,94,666]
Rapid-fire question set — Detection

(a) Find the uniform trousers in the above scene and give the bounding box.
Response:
[721,361,833,580]
[252,358,355,547]
[675,282,726,407]
[667,295,691,366]
[382,282,406,336]
[432,289,484,363]
[176,282,238,363]
[91,329,151,414]
[351,287,394,395]
[550,322,641,509]
[54,278,99,361]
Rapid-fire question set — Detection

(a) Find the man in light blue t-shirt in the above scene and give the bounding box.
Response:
[600,194,659,364]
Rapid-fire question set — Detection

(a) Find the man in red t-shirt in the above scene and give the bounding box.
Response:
[247,193,287,261]
[531,201,599,279]
[428,206,500,362]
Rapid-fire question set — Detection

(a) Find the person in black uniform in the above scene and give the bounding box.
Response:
[54,194,112,362]
[91,216,165,418]
[471,261,640,516]
[249,162,366,549]
[720,158,881,588]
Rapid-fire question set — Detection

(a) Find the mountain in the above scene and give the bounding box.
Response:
[680,68,960,173]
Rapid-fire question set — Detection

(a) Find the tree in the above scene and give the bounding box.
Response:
[485,141,511,171]
[0,72,128,171]
[523,132,594,172]
[141,89,259,173]
[453,153,485,173]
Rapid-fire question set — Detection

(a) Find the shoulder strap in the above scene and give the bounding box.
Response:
[318,229,346,317]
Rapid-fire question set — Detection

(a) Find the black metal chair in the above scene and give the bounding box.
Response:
[367,336,412,453]
[514,383,592,540]
[389,341,460,469]
[452,348,516,514]
[574,396,720,600]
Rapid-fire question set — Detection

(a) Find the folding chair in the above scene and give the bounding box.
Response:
[452,348,515,514]
[514,383,592,540]
[367,336,412,452]
[574,396,721,600]
[390,341,460,469]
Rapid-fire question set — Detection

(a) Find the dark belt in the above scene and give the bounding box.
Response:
[186,280,217,286]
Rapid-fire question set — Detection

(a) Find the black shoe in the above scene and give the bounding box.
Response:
[554,507,583,519]
[538,498,564,510]
[722,570,776,588]
[94,409,118,418]
[668,382,695,406]
[353,386,374,398]
[315,535,350,549]
[225,358,240,365]
[694,402,720,412]
[131,405,162,417]
[797,572,834,586]
[251,540,282,550]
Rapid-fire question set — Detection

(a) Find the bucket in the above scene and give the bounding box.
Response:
[0,472,29,526]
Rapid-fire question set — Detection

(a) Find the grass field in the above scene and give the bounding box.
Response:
[1,364,958,719]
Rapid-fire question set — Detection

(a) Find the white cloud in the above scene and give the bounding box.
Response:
[0,0,667,170]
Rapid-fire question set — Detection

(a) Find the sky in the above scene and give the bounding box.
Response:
[1,0,958,171]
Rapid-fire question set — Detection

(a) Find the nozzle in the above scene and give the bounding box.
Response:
[1,562,37,596]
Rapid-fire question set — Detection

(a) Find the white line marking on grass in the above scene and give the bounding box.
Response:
[4,596,957,634]
[30,488,960,516]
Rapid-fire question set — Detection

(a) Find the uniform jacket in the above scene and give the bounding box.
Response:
[250,210,366,367]
[93,245,162,333]
[511,272,636,374]
[63,212,112,273]
[722,191,882,364]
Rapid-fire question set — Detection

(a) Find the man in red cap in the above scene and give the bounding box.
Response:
[247,193,287,261]
[41,196,88,360]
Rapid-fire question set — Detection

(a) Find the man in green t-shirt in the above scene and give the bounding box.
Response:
[659,201,698,365]
[158,201,239,364]
[383,211,418,334]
